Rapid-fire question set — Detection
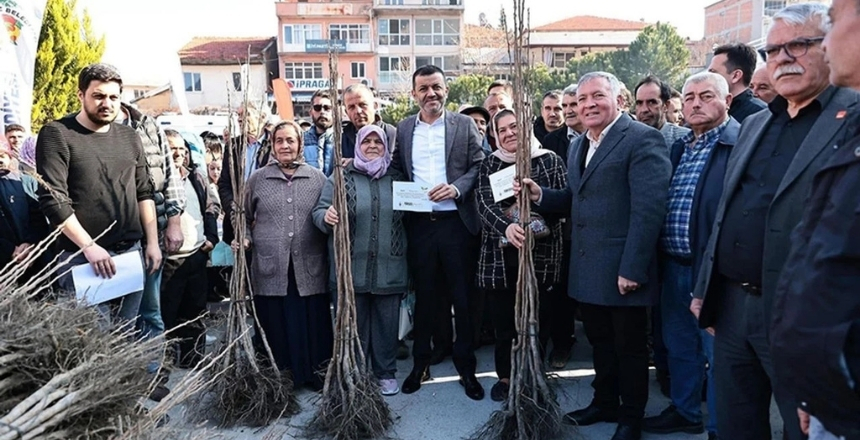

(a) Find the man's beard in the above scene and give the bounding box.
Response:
[85,106,117,126]
[314,116,332,131]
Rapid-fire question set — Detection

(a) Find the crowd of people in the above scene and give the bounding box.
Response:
[1,1,859,439]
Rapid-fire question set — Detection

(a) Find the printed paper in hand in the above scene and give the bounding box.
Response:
[393,182,433,212]
[73,250,146,305]
[489,165,517,203]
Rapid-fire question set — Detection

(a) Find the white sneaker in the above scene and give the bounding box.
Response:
[379,378,400,396]
[205,335,216,345]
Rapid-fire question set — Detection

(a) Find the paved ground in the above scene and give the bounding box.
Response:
[166,320,785,439]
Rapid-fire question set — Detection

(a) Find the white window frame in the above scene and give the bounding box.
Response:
[282,24,323,46]
[350,62,366,79]
[415,55,460,71]
[330,24,371,45]
[415,18,459,46]
[553,52,575,69]
[183,72,201,92]
[379,56,411,84]
[379,19,410,46]
[283,62,324,80]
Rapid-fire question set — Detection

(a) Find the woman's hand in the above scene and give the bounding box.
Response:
[505,223,526,249]
[324,206,339,226]
[231,239,250,251]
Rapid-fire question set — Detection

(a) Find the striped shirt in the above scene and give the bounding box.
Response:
[660,119,728,257]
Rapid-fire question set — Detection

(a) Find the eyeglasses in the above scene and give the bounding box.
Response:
[761,37,824,61]
[312,104,333,112]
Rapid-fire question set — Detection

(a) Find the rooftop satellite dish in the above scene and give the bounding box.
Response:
[479,12,490,27]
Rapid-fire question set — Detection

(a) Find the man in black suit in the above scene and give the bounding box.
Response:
[691,4,860,440]
[392,65,486,400]
[708,43,768,123]
[771,0,860,438]
[520,71,672,440]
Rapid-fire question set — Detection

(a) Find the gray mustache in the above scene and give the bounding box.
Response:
[774,65,805,80]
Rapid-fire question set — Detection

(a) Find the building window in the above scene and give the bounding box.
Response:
[283,24,323,45]
[415,55,460,71]
[379,19,410,46]
[330,24,370,45]
[183,72,201,92]
[379,56,411,84]
[763,0,786,16]
[422,0,462,6]
[382,0,404,4]
[415,19,459,46]
[133,89,147,99]
[284,62,324,80]
[553,52,575,69]
[351,62,366,79]
[232,72,242,91]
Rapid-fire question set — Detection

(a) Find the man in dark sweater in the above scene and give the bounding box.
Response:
[533,90,564,146]
[708,43,768,122]
[36,63,160,323]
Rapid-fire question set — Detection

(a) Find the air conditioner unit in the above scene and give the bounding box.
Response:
[445,76,457,83]
[360,78,374,87]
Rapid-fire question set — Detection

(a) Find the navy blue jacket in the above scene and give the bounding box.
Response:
[669,117,740,284]
[0,174,49,268]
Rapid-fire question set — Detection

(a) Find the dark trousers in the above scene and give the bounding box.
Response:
[489,283,552,380]
[432,292,454,352]
[579,302,650,425]
[356,292,401,380]
[550,239,577,351]
[712,281,803,440]
[160,250,209,368]
[407,212,478,376]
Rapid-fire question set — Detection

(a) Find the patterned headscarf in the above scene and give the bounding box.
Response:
[353,125,391,180]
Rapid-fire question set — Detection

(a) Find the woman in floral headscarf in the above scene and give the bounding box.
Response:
[313,124,407,396]
[240,120,333,390]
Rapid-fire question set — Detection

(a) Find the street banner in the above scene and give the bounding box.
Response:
[1,0,46,138]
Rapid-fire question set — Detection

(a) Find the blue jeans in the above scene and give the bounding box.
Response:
[661,258,716,432]
[137,263,165,340]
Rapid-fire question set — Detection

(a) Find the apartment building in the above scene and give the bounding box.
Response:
[275,0,376,114]
[704,0,831,47]
[373,0,465,95]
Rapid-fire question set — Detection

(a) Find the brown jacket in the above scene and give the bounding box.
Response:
[245,163,327,297]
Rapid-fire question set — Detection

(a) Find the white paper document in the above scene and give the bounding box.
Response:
[489,165,517,203]
[73,250,145,306]
[392,182,433,212]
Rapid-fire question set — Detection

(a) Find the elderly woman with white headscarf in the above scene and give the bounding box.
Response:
[313,124,407,396]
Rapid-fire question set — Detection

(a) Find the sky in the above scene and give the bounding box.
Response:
[75,0,713,85]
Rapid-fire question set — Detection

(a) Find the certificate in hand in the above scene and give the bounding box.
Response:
[489,165,517,203]
[393,182,433,212]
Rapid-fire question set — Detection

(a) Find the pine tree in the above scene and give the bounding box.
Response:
[31,0,105,132]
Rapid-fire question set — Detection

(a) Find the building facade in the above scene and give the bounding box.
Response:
[178,37,278,112]
[704,0,831,47]
[528,15,649,70]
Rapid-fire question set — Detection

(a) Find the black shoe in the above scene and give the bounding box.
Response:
[396,340,410,360]
[563,403,618,426]
[458,374,484,400]
[148,384,170,402]
[642,405,704,434]
[401,366,430,394]
[429,347,452,365]
[490,380,509,402]
[656,368,671,398]
[611,423,642,440]
[708,433,718,440]
[549,347,571,369]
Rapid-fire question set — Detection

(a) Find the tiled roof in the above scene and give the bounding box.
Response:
[463,24,508,49]
[533,15,650,32]
[179,37,275,65]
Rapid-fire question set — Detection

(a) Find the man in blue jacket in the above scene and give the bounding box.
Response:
[643,72,739,440]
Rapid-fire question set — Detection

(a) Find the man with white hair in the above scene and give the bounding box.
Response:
[690,4,860,439]
[771,0,860,438]
[519,71,671,440]
[643,72,739,440]
[750,66,778,103]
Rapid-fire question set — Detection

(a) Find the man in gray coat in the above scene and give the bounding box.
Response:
[391,65,485,401]
[520,71,672,440]
[689,4,860,440]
